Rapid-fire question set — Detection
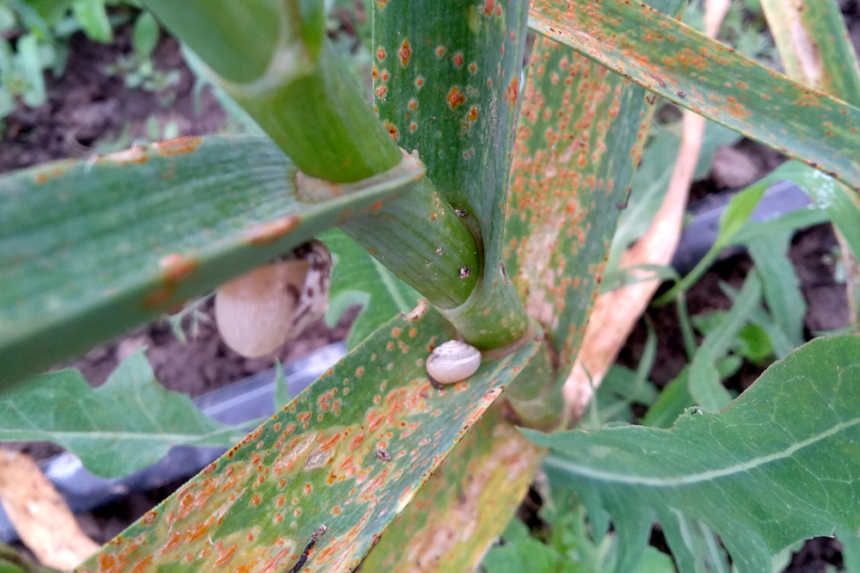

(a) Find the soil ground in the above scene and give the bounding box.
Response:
[1,12,854,573]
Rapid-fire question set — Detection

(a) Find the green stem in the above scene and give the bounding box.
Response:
[143,0,531,349]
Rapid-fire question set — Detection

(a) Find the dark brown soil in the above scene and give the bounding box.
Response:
[1,12,852,573]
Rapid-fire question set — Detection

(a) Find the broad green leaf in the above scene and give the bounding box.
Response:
[688,346,730,412]
[0,350,238,478]
[359,405,545,573]
[837,525,860,573]
[528,0,860,194]
[0,135,424,388]
[529,335,860,573]
[320,228,419,349]
[747,231,806,349]
[70,0,112,43]
[14,34,46,108]
[73,306,541,573]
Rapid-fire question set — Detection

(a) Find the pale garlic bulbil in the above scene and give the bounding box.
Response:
[215,241,332,358]
[425,340,481,388]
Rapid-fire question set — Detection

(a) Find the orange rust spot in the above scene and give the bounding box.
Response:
[372,65,378,80]
[384,120,399,141]
[246,215,301,245]
[452,52,464,68]
[376,47,387,60]
[304,482,313,494]
[392,327,402,336]
[467,106,479,122]
[435,46,447,58]
[468,62,478,75]
[35,173,49,184]
[380,70,390,82]
[129,556,154,573]
[142,284,176,309]
[447,86,467,110]
[415,77,425,88]
[376,85,388,99]
[484,0,495,15]
[408,98,418,110]
[251,494,261,506]
[159,253,198,282]
[143,510,158,524]
[154,137,202,156]
[215,543,238,566]
[504,78,520,107]
[332,505,343,516]
[409,122,418,132]
[399,40,412,66]
[274,513,284,523]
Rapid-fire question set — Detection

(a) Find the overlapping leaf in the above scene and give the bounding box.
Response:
[359,405,545,573]
[528,0,860,193]
[73,305,541,573]
[530,335,860,573]
[0,135,424,388]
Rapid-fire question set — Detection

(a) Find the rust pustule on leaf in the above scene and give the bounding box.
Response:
[246,216,302,246]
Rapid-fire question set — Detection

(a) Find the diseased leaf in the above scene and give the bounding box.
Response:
[0,351,238,478]
[528,0,860,193]
[73,306,541,573]
[320,228,419,349]
[0,135,424,388]
[530,335,860,573]
[359,405,545,573]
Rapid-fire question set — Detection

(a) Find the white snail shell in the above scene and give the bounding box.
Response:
[215,241,331,358]
[426,340,481,385]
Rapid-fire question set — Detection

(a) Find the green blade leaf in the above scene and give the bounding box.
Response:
[70,0,112,43]
[747,231,806,349]
[73,306,541,573]
[0,135,424,388]
[528,0,860,193]
[320,228,419,349]
[0,351,237,478]
[529,335,860,573]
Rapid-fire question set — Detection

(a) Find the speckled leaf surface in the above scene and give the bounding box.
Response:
[320,228,420,349]
[528,0,860,193]
[372,0,531,347]
[0,350,240,478]
[503,23,672,362]
[73,304,541,573]
[0,135,424,388]
[531,335,860,573]
[358,404,545,573]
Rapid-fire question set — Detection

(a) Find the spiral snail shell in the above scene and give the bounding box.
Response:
[215,241,331,358]
[425,340,481,386]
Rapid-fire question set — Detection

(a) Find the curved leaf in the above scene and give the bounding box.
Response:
[528,335,860,573]
[0,350,239,478]
[73,305,541,573]
[0,135,424,388]
[528,0,860,193]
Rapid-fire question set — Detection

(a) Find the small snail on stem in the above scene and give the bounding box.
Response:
[425,340,481,389]
[215,241,331,358]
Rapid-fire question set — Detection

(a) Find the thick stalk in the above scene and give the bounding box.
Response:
[142,0,530,348]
